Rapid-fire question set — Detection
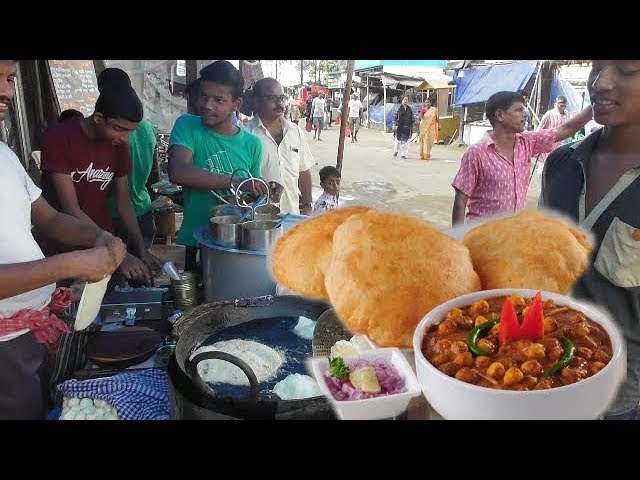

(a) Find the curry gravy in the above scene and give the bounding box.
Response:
[421,295,613,390]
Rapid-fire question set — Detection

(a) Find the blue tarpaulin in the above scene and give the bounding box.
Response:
[368,103,423,130]
[549,74,589,113]
[454,61,538,105]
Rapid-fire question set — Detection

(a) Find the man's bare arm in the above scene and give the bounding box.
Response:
[555,105,593,142]
[298,169,313,215]
[168,145,267,196]
[452,188,469,226]
[31,196,108,247]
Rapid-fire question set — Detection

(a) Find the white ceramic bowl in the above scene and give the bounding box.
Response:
[308,348,422,420]
[413,289,626,420]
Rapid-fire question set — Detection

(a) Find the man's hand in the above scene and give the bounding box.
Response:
[235,177,270,198]
[301,204,313,216]
[140,250,163,275]
[268,181,284,203]
[119,253,151,284]
[74,239,127,283]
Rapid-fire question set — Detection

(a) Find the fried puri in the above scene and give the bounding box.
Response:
[463,210,592,294]
[324,210,482,348]
[271,206,370,298]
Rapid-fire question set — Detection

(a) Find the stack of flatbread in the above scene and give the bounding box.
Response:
[271,207,481,348]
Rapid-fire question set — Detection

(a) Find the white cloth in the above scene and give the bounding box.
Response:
[311,98,326,118]
[313,192,338,215]
[0,142,55,342]
[348,99,362,119]
[247,116,315,215]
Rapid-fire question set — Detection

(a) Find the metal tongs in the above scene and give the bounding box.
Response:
[210,168,272,221]
[209,168,270,207]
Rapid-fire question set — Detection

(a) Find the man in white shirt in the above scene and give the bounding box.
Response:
[248,78,315,215]
[347,93,363,143]
[311,92,327,141]
[0,60,126,419]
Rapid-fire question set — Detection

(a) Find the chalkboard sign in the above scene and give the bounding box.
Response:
[48,60,100,116]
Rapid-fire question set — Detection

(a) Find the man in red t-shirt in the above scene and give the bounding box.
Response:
[39,86,158,283]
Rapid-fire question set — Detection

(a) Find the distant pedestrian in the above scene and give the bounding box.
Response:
[419,98,438,160]
[289,95,301,125]
[348,93,363,143]
[392,96,414,159]
[311,92,326,141]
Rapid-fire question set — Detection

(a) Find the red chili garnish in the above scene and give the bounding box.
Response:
[498,296,521,345]
[498,292,545,345]
[519,292,544,340]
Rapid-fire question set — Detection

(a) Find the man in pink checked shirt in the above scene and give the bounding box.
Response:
[451,91,593,225]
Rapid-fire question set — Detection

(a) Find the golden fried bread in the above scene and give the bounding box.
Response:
[324,210,481,348]
[463,210,592,294]
[271,206,370,298]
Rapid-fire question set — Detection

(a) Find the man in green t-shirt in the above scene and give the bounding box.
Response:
[168,60,270,271]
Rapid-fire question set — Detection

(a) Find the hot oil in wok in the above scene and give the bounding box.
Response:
[199,316,313,400]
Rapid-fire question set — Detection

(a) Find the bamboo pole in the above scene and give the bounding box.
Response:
[336,60,355,173]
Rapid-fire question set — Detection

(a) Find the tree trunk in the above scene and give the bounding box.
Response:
[336,60,355,174]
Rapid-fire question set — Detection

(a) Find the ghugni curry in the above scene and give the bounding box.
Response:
[421,294,613,391]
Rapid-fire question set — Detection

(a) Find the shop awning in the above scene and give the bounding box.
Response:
[417,78,455,91]
[454,60,538,105]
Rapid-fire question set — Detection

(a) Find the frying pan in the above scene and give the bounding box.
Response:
[169,295,335,420]
[85,326,162,369]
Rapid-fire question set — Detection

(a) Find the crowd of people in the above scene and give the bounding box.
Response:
[1,59,639,421]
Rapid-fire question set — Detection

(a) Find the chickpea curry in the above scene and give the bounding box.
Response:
[421,294,613,391]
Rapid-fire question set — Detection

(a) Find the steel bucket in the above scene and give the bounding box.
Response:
[209,215,243,247]
[241,220,283,251]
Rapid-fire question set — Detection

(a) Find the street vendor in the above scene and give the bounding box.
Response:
[39,83,157,284]
[168,60,269,272]
[0,60,127,419]
[247,77,315,215]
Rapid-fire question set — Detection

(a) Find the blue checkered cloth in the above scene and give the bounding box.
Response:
[58,369,170,420]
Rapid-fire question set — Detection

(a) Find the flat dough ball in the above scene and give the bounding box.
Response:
[463,210,592,294]
[325,210,481,348]
[271,206,370,298]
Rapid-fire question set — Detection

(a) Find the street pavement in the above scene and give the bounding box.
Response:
[305,122,542,230]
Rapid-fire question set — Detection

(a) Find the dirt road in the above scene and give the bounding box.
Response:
[306,123,542,230]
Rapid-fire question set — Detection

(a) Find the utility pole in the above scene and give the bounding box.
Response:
[300,60,304,86]
[336,60,355,174]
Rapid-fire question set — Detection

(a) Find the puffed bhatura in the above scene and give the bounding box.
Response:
[324,210,482,348]
[463,210,592,294]
[271,206,370,299]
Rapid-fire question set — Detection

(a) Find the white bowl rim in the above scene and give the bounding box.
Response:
[412,288,625,397]
[309,347,421,405]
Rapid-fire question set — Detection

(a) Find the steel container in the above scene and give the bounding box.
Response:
[209,215,243,247]
[240,220,283,251]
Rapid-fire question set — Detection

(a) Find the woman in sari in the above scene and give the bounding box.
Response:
[419,98,439,160]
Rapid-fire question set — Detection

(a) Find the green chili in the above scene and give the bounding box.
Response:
[466,320,498,356]
[544,336,576,377]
